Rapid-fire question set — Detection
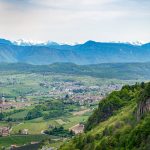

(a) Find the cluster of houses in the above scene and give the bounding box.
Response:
[47,81,122,104]
[0,96,31,111]
[71,94,103,105]
[69,123,84,134]
[0,126,10,136]
[0,127,29,137]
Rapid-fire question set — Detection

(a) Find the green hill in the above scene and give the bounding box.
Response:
[60,82,150,150]
[0,62,150,80]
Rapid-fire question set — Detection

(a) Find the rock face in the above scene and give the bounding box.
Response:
[137,98,150,121]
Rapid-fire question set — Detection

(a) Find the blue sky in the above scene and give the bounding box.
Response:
[0,0,150,43]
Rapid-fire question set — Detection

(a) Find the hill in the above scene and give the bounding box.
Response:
[0,62,150,80]
[60,82,150,150]
[0,39,150,65]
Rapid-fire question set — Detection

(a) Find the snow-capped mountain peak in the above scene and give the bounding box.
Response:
[13,39,59,46]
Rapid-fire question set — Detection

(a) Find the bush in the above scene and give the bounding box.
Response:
[25,108,42,120]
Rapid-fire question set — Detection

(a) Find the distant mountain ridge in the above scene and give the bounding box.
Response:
[0,38,150,65]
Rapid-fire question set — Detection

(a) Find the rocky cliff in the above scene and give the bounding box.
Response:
[137,98,150,121]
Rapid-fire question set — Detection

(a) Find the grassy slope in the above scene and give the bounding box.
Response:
[60,83,150,150]
[60,103,150,150]
[89,102,136,136]
[60,103,136,150]
[9,110,29,119]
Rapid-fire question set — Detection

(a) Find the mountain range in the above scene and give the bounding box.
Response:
[0,38,150,65]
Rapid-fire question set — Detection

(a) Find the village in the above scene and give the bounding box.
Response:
[0,96,31,111]
[37,80,122,105]
[0,81,122,139]
[0,75,125,149]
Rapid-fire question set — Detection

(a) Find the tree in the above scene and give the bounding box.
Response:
[0,113,4,121]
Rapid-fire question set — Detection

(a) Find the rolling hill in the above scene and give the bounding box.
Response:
[0,62,150,80]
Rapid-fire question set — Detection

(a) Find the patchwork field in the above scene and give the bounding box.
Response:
[11,113,90,134]
[11,120,58,134]
[0,135,50,148]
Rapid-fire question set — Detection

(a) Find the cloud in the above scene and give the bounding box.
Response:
[0,0,149,43]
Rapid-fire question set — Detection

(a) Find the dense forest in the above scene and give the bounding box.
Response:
[60,82,150,150]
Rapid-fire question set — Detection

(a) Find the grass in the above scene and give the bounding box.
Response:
[0,134,49,148]
[46,140,65,149]
[89,102,136,135]
[11,113,90,134]
[63,115,89,129]
[55,119,66,125]
[0,121,10,127]
[0,121,18,129]
[9,110,29,119]
[11,120,59,134]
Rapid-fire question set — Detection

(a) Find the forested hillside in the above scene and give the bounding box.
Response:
[60,82,150,150]
[0,62,150,80]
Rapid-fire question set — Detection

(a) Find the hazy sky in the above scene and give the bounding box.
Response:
[0,0,150,43]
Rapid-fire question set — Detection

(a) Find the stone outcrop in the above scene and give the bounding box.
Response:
[137,98,150,121]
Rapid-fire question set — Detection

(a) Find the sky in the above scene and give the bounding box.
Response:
[0,0,150,44]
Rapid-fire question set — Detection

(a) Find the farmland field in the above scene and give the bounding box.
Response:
[0,135,50,148]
